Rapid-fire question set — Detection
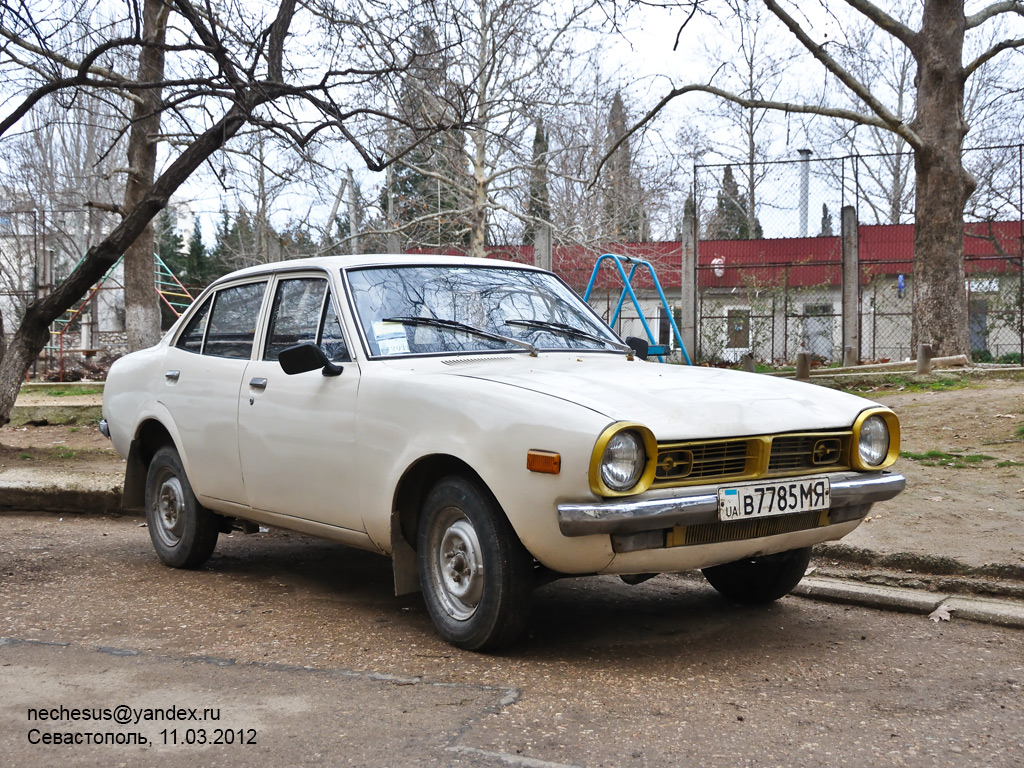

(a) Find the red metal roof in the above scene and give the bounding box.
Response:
[413,220,1022,292]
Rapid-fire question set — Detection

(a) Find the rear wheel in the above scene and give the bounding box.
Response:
[145,446,219,569]
[417,476,533,650]
[701,547,812,604]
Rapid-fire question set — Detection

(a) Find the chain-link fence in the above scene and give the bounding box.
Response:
[694,146,1024,365]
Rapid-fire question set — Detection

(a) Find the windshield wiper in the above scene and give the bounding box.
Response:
[505,319,631,355]
[383,316,538,356]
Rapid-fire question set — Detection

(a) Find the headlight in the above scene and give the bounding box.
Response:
[589,423,657,496]
[858,415,889,466]
[601,430,646,491]
[852,408,900,470]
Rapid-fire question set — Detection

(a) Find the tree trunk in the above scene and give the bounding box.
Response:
[909,0,973,358]
[469,126,488,259]
[124,0,169,351]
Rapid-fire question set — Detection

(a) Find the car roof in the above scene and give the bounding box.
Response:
[212,253,545,283]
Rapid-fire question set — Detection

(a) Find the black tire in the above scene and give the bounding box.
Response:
[701,546,812,604]
[145,446,219,569]
[417,476,533,651]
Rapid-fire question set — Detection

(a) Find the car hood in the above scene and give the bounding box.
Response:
[449,355,878,439]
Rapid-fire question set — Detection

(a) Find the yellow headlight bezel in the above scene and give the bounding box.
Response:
[851,407,901,470]
[588,422,658,497]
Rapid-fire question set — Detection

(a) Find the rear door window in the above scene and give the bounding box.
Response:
[201,281,268,359]
[175,295,212,353]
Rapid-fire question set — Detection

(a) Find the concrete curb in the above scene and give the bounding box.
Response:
[794,576,1024,629]
[0,483,122,514]
[816,542,1024,583]
[0,470,123,514]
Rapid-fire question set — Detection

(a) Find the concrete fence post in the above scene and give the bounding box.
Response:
[916,343,933,375]
[533,223,552,272]
[795,351,811,381]
[841,205,860,367]
[843,345,857,368]
[679,207,697,359]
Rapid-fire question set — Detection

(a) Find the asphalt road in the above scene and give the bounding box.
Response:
[2,512,1022,767]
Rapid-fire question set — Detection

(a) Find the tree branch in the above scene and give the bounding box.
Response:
[597,80,920,184]
[265,0,296,82]
[965,1,1024,29]
[965,35,1024,76]
[763,0,920,147]
[0,25,134,84]
[841,0,918,48]
[84,200,123,216]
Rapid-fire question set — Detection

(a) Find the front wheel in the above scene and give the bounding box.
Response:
[145,446,219,569]
[701,546,812,604]
[417,476,533,650]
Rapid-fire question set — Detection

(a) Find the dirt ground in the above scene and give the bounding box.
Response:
[2,374,1023,569]
[832,375,1024,570]
[0,423,119,476]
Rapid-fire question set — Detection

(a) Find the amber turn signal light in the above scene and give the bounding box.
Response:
[526,450,561,474]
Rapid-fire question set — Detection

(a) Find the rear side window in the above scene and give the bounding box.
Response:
[176,296,212,353]
[201,281,268,359]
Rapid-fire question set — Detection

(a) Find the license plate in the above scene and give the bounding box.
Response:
[718,478,830,521]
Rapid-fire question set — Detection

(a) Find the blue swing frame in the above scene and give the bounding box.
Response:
[582,253,692,365]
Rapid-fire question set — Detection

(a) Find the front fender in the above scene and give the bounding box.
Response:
[357,370,620,574]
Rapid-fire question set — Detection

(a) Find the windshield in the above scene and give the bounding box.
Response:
[347,264,623,357]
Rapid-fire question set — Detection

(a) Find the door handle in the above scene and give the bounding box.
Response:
[249,378,268,390]
[165,370,180,382]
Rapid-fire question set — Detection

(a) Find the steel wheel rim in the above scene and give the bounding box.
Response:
[430,508,484,621]
[153,470,187,548]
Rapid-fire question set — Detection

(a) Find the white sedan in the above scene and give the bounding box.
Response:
[101,254,905,649]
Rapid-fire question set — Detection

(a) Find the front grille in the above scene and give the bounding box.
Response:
[651,431,850,489]
[667,510,828,547]
[769,435,845,472]
[655,440,753,484]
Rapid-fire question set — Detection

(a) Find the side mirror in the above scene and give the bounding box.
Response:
[278,342,344,377]
[625,336,650,361]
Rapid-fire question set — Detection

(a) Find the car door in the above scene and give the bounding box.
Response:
[162,279,269,505]
[236,273,364,532]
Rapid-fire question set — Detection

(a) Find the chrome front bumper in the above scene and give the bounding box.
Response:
[557,470,906,537]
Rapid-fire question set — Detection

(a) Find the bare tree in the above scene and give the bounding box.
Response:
[0,68,126,304]
[698,0,788,237]
[542,65,701,248]
[615,0,1024,357]
[0,0,471,426]
[806,0,1022,227]
[374,0,599,257]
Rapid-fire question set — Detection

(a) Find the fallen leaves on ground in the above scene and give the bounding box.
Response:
[928,605,954,622]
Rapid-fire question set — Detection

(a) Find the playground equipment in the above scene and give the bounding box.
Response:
[48,253,193,380]
[583,253,692,364]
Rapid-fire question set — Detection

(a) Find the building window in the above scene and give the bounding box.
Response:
[726,309,750,349]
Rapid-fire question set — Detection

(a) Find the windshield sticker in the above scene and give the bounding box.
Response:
[373,321,410,355]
